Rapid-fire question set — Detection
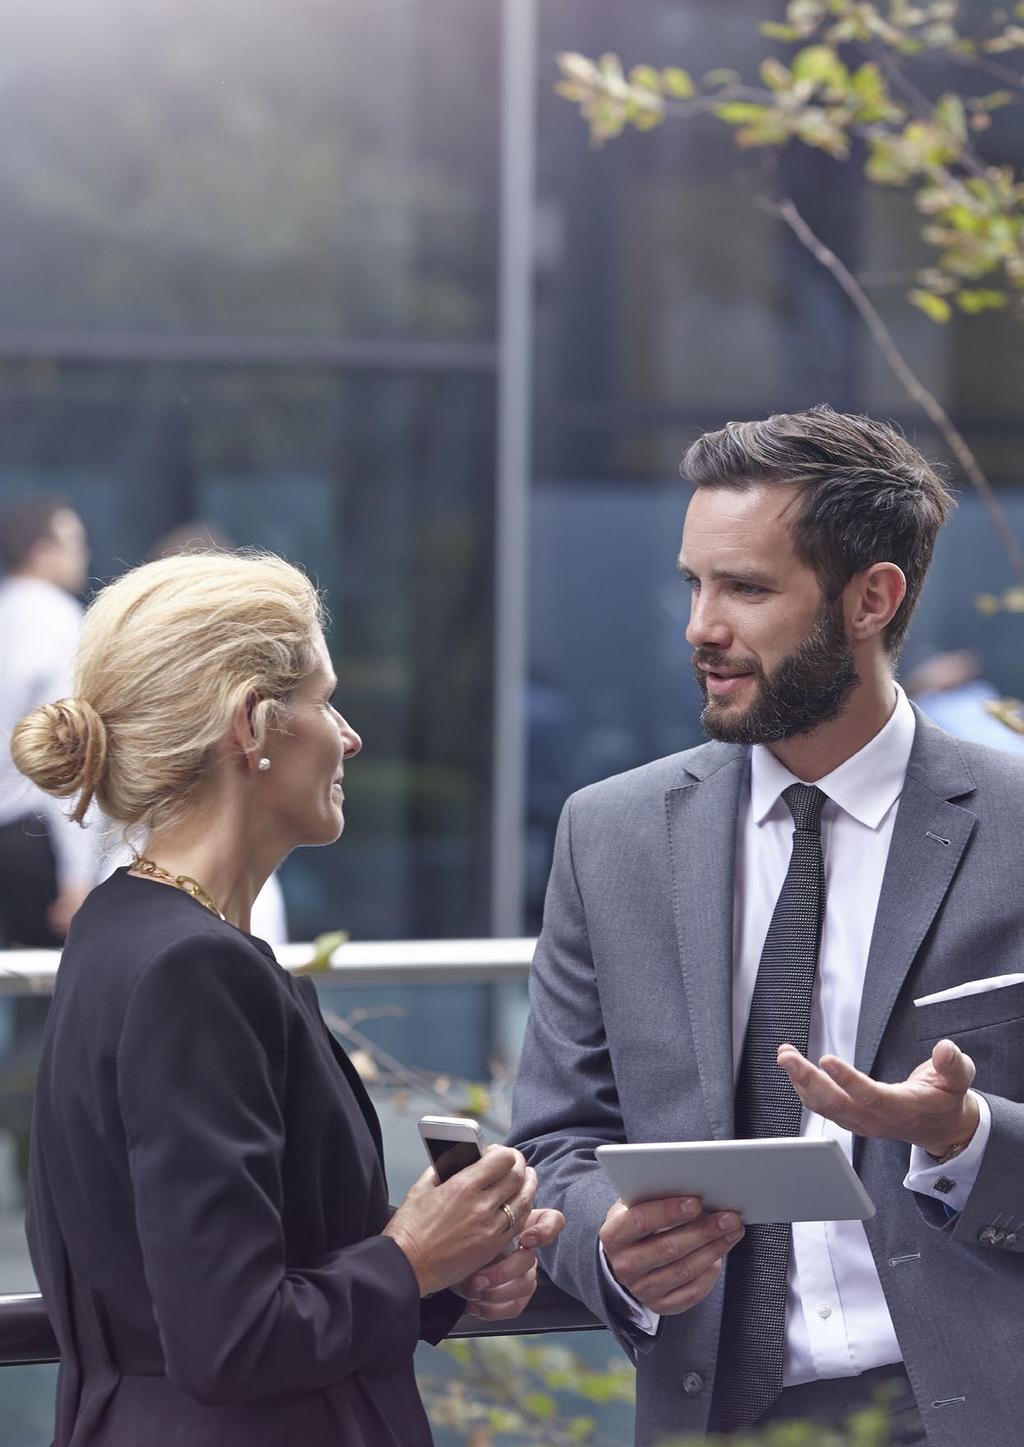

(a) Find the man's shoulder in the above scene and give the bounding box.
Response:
[948,734,1024,794]
[566,740,744,818]
[910,709,1024,801]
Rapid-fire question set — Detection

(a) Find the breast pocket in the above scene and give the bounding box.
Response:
[914,980,1024,1098]
[914,979,1024,1043]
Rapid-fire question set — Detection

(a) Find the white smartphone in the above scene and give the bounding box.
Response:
[418,1115,520,1254]
[418,1115,486,1184]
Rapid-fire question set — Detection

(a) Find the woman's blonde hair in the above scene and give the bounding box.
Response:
[11,551,325,834]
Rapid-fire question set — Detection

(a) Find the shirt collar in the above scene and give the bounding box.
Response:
[750,683,916,830]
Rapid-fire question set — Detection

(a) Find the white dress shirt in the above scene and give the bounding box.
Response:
[602,685,990,1384]
[0,576,97,889]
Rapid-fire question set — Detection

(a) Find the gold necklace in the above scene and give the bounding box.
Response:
[131,856,226,921]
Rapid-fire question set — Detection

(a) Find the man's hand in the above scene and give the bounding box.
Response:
[458,1207,565,1320]
[600,1195,744,1316]
[777,1037,980,1158]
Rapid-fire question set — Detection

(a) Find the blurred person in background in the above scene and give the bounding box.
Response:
[0,498,98,1189]
[902,644,1024,755]
[11,551,562,1447]
[0,497,96,947]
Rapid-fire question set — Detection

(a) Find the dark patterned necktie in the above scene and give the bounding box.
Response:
[712,783,827,1433]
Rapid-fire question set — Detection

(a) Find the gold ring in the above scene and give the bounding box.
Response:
[501,1203,516,1234]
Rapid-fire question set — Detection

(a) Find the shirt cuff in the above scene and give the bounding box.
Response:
[903,1091,991,1213]
[598,1242,660,1335]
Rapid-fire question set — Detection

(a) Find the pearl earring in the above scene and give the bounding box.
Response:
[257,757,271,772]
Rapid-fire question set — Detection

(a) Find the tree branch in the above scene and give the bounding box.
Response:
[321,1007,510,1135]
[768,196,1024,581]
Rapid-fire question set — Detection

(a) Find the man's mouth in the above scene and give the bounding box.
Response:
[701,668,754,699]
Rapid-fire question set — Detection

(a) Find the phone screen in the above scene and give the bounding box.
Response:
[426,1137,482,1183]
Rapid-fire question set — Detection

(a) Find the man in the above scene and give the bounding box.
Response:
[511,406,1024,1446]
[0,497,95,945]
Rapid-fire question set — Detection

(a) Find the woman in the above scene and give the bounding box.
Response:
[12,552,563,1447]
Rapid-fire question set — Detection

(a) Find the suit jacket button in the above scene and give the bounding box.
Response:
[682,1372,704,1395]
[979,1226,998,1244]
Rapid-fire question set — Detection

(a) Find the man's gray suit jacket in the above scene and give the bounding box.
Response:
[510,708,1024,1447]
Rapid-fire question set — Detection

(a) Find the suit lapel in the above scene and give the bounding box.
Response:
[665,745,746,1140]
[854,711,977,1077]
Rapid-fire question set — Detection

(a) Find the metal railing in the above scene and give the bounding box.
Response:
[0,1277,601,1369]
[0,938,538,993]
[0,940,605,1368]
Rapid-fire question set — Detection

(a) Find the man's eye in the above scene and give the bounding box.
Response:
[733,582,765,596]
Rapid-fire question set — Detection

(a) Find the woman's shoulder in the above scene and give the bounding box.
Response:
[59,868,286,1004]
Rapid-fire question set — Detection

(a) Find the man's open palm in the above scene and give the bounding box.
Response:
[776,1036,980,1158]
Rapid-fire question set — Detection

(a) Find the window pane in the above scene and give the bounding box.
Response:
[0,0,499,341]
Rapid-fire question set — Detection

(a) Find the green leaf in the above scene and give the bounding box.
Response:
[465,1081,492,1118]
[523,1392,556,1419]
[791,44,848,90]
[788,0,826,24]
[849,62,899,122]
[934,92,967,144]
[759,22,800,40]
[865,138,912,186]
[714,102,774,124]
[296,930,349,973]
[486,1406,523,1432]
[661,66,695,98]
[628,64,662,92]
[971,90,1015,112]
[956,288,1009,313]
[761,57,793,90]
[945,204,984,234]
[909,289,953,322]
[557,52,599,85]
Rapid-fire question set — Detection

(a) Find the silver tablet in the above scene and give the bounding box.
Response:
[596,1138,875,1224]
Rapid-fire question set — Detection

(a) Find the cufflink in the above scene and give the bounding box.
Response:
[932,1177,955,1196]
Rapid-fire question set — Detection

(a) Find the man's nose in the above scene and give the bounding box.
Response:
[685,590,731,650]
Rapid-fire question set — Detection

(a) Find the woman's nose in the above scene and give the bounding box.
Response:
[338,715,362,758]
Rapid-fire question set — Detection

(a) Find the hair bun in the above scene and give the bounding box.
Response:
[11,697,108,822]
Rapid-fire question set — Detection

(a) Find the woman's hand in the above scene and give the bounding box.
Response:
[458,1207,565,1320]
[383,1145,538,1298]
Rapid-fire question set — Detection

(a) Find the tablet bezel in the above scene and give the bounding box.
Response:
[596,1138,875,1224]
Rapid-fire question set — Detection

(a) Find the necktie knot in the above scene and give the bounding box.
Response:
[782,782,826,834]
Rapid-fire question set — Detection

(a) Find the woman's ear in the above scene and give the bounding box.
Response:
[229,690,262,769]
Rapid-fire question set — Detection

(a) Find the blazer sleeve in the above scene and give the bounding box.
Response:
[116,933,423,1404]
[509,796,658,1360]
[940,1092,1024,1251]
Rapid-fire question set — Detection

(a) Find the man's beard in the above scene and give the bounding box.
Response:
[693,597,860,745]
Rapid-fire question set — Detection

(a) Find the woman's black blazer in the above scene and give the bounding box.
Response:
[27,867,460,1447]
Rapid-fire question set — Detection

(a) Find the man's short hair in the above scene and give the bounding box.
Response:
[0,496,71,573]
[680,405,956,655]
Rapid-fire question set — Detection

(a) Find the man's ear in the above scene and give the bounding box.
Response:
[847,562,906,644]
